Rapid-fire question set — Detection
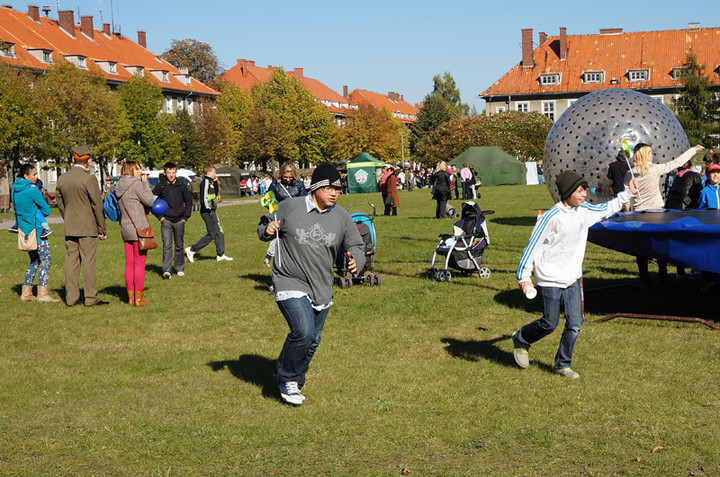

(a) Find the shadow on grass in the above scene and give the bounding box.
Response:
[99,284,130,300]
[442,335,555,373]
[240,273,272,291]
[207,354,279,401]
[491,216,538,227]
[146,263,164,276]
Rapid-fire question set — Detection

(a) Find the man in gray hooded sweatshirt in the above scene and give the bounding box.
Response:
[258,164,365,405]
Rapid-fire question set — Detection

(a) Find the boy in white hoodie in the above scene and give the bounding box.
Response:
[512,170,638,378]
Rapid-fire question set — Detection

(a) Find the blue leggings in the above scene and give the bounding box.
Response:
[25,240,51,286]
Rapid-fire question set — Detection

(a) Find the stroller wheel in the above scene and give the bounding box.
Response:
[344,277,354,288]
[365,273,374,286]
[434,270,443,282]
[373,274,381,286]
[478,267,491,279]
[443,270,452,282]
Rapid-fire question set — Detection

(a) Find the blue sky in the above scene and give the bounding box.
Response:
[9,0,720,111]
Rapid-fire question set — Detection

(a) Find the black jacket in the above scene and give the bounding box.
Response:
[607,158,630,195]
[153,179,192,222]
[665,170,703,209]
[431,170,451,201]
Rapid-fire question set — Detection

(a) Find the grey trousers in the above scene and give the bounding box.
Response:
[161,219,186,273]
[191,210,225,256]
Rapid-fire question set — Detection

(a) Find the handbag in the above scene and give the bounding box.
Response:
[120,198,158,251]
[384,196,394,207]
[18,228,38,251]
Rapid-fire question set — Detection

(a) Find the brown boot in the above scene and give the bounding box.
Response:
[20,285,36,302]
[127,290,135,306]
[36,286,60,303]
[134,290,148,307]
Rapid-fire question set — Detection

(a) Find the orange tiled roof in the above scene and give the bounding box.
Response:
[348,89,418,124]
[222,59,351,114]
[0,5,217,96]
[481,26,720,98]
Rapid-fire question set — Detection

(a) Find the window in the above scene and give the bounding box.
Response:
[64,55,87,69]
[0,42,15,58]
[542,101,556,121]
[187,97,194,115]
[628,69,649,81]
[42,50,52,63]
[516,102,529,112]
[540,73,561,85]
[582,71,604,83]
[108,62,117,74]
[165,96,173,113]
[495,106,506,114]
[671,67,689,80]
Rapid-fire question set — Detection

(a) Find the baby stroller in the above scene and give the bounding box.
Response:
[429,201,493,282]
[337,202,381,288]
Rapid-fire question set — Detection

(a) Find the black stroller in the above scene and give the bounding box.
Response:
[429,201,493,282]
[337,202,380,288]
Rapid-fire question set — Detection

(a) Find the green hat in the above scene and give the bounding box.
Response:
[556,170,587,201]
[71,145,92,157]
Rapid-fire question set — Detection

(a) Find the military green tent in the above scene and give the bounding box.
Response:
[216,166,251,198]
[450,146,526,186]
[347,153,384,194]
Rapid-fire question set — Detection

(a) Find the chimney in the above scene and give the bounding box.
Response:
[539,31,547,44]
[688,22,700,31]
[80,16,94,39]
[28,5,40,22]
[294,67,303,78]
[103,23,110,35]
[343,85,348,98]
[521,28,533,67]
[41,6,50,16]
[559,27,567,60]
[388,91,399,101]
[58,10,75,36]
[137,30,146,48]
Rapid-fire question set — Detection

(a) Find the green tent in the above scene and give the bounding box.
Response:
[216,166,251,198]
[450,146,526,186]
[347,153,384,194]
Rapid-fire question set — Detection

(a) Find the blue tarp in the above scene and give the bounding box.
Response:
[588,209,720,274]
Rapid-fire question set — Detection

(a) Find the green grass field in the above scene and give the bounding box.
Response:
[1,185,718,476]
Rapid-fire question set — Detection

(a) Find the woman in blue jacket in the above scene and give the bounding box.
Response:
[11,164,59,302]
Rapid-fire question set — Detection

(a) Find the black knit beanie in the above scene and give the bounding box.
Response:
[310,163,342,192]
[556,170,587,201]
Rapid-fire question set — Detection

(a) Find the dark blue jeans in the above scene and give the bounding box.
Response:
[515,280,583,369]
[191,210,224,256]
[161,219,185,273]
[274,297,330,388]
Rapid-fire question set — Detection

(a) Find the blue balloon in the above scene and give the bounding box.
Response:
[152,199,168,216]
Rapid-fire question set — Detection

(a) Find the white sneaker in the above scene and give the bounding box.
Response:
[185,247,195,263]
[162,271,171,279]
[217,254,233,261]
[279,381,305,405]
[176,271,185,277]
[554,367,580,379]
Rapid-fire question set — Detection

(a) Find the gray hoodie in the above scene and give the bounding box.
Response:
[115,175,154,241]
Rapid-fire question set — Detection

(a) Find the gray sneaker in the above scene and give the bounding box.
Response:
[512,331,530,369]
[554,367,580,379]
[279,381,305,405]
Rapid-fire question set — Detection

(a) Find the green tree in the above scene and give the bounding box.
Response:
[117,76,179,168]
[241,69,333,172]
[0,63,44,173]
[327,104,402,163]
[161,38,223,85]
[194,99,238,164]
[409,93,459,154]
[172,108,206,171]
[215,83,254,132]
[433,72,470,115]
[673,48,719,147]
[34,62,128,177]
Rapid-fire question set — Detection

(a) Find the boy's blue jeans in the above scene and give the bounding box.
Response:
[515,280,583,370]
[274,296,329,388]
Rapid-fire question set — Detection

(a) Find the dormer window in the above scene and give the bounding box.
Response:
[151,70,170,83]
[26,48,54,64]
[628,69,649,82]
[64,55,87,69]
[671,67,689,80]
[539,73,561,85]
[173,73,192,86]
[0,41,15,58]
[125,65,144,77]
[95,60,118,75]
[582,71,605,84]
